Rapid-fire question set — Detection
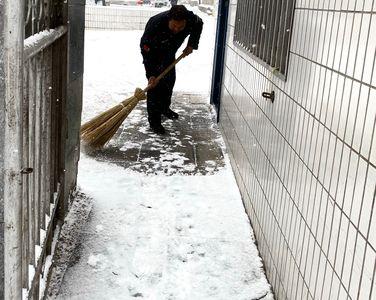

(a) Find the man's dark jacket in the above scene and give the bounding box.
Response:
[140,10,203,78]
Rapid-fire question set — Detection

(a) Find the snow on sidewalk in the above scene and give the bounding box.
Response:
[57,10,273,299]
[58,153,273,300]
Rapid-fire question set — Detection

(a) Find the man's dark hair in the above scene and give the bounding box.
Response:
[168,5,189,21]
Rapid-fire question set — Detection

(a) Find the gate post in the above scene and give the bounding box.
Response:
[63,0,85,212]
[210,0,229,122]
[2,0,25,298]
[0,0,5,297]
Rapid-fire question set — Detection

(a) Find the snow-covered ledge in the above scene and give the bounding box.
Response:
[24,26,68,61]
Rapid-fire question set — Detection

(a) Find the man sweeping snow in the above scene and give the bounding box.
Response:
[140,5,203,134]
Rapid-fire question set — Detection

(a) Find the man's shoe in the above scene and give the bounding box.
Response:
[150,124,166,135]
[163,109,179,120]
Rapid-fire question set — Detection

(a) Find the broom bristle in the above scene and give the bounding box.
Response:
[80,96,136,134]
[81,97,139,148]
[80,87,147,148]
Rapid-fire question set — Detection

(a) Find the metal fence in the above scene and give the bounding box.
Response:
[0,0,76,298]
[22,25,68,298]
[85,5,163,30]
[221,0,376,299]
[234,0,295,77]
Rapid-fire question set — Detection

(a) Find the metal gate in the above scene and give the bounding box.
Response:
[1,0,85,298]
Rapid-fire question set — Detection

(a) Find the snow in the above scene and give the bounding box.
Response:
[24,28,59,47]
[58,6,273,300]
[24,26,67,59]
[39,227,60,299]
[46,191,93,298]
[60,155,273,299]
[28,265,35,291]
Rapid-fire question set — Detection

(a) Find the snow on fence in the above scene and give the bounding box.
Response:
[85,5,165,30]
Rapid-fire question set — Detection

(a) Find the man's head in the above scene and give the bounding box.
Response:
[168,5,188,34]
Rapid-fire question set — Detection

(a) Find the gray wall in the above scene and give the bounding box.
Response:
[220,1,375,299]
[0,0,5,297]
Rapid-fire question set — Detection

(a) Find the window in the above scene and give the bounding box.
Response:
[234,0,296,77]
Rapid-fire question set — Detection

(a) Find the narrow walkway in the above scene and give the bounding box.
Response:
[88,93,224,175]
[58,94,273,299]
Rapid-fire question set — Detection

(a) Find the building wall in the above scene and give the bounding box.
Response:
[220,1,376,299]
[200,0,214,5]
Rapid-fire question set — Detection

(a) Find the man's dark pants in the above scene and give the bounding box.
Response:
[146,67,176,127]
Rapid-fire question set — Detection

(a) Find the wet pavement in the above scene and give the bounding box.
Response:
[84,93,225,175]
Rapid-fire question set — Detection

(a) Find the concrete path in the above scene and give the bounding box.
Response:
[57,94,273,300]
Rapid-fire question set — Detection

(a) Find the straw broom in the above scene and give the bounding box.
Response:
[80,53,185,148]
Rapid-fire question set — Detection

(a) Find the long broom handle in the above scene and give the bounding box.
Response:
[143,53,185,93]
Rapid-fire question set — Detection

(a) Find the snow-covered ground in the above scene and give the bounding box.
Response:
[59,155,273,300]
[58,7,273,300]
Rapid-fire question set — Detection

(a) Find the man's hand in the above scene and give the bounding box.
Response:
[148,76,159,89]
[183,46,194,57]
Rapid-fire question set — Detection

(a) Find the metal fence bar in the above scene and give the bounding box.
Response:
[246,0,255,51]
[35,55,42,249]
[21,58,30,291]
[275,0,288,73]
[270,0,282,68]
[280,0,296,76]
[3,0,24,298]
[45,48,52,218]
[243,0,251,51]
[29,58,36,268]
[261,0,270,61]
[254,0,263,57]
[250,0,258,53]
[265,0,276,65]
[40,50,46,232]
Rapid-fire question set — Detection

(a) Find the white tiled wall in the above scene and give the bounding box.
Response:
[220,1,376,299]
